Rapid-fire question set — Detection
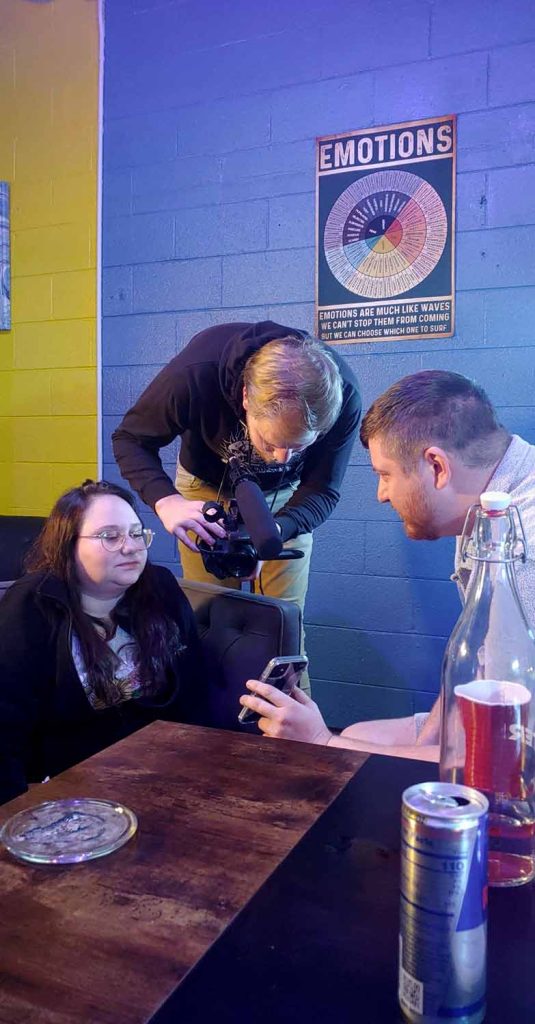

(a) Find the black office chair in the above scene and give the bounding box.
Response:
[179,579,301,731]
[0,515,46,582]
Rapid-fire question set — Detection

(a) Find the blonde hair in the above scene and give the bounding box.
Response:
[243,335,343,434]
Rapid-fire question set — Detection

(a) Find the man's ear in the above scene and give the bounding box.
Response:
[242,384,248,410]
[423,446,451,490]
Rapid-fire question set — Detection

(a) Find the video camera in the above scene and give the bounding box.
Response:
[196,456,304,580]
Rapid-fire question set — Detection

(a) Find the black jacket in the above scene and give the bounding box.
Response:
[0,566,204,805]
[112,321,362,541]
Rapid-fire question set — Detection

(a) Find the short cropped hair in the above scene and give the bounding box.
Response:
[243,335,343,436]
[360,370,510,470]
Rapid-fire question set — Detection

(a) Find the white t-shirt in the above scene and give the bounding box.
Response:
[71,624,147,710]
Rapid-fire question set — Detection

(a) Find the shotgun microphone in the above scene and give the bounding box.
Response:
[228,457,283,560]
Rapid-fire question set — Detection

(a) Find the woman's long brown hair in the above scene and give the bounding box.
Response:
[26,480,187,705]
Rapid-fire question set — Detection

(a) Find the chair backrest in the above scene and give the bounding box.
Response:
[0,516,46,581]
[178,579,301,731]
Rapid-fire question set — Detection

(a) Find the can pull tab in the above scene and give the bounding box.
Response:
[422,793,470,810]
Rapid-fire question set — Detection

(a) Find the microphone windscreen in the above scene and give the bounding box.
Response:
[233,478,283,560]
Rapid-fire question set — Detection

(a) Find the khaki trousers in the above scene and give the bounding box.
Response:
[176,465,312,694]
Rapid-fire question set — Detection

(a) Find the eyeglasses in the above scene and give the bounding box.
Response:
[78,527,155,552]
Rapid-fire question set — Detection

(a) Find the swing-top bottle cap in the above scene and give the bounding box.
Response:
[480,491,511,512]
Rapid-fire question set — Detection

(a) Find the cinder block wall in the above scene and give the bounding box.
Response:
[0,0,99,514]
[102,0,535,727]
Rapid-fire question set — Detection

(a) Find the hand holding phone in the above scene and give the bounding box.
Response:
[238,655,308,724]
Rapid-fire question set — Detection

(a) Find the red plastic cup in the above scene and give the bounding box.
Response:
[455,680,531,798]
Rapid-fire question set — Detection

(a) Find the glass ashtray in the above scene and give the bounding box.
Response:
[0,798,138,864]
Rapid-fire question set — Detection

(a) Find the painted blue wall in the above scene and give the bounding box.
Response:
[102,0,535,727]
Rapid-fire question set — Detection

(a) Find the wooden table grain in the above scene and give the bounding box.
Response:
[153,755,534,1024]
[0,721,366,1024]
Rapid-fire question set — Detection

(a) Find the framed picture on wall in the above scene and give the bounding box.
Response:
[316,115,456,345]
[0,182,11,331]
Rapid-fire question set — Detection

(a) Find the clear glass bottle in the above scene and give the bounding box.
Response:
[440,491,535,887]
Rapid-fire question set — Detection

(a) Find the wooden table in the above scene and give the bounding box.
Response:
[157,755,534,1024]
[0,722,365,1024]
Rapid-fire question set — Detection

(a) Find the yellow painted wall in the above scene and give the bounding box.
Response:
[0,0,99,514]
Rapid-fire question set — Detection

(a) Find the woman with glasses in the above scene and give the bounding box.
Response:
[0,480,205,804]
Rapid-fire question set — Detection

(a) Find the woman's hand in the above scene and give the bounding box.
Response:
[239,680,333,745]
[155,494,227,552]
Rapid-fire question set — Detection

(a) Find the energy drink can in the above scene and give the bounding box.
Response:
[399,782,488,1024]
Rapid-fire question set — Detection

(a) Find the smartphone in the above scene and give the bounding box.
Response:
[238,654,309,724]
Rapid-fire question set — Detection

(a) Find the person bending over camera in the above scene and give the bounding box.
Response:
[0,480,206,805]
[112,321,362,694]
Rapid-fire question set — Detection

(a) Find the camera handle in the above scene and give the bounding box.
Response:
[200,501,303,561]
[274,549,304,561]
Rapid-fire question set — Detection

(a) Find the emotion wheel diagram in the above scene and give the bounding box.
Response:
[323,169,448,299]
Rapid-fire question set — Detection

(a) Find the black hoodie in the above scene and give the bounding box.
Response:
[0,567,204,804]
[112,321,361,541]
